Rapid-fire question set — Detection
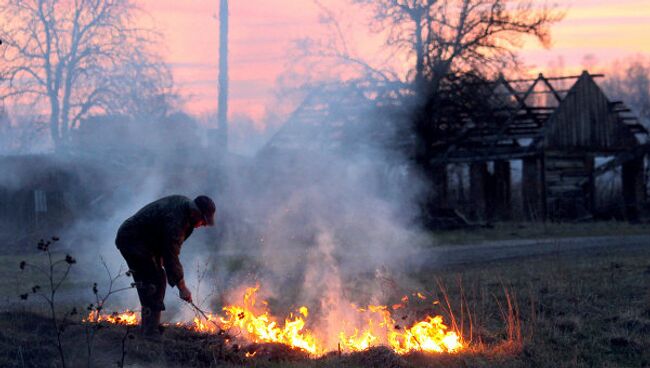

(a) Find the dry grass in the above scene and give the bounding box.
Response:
[1,244,648,367]
[408,245,650,367]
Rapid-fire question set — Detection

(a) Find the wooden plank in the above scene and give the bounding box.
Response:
[522,156,544,220]
[622,157,645,221]
[470,162,488,221]
[494,160,512,220]
[506,73,604,83]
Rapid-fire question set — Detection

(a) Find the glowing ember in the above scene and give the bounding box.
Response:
[83,286,465,355]
[84,310,139,326]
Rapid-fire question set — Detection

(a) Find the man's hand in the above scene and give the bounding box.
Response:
[177,279,193,303]
[179,286,192,303]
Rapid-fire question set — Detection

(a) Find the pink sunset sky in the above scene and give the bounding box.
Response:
[140,0,650,124]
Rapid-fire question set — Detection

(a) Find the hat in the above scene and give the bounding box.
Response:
[194,195,216,226]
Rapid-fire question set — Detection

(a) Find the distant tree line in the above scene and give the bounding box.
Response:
[603,56,650,128]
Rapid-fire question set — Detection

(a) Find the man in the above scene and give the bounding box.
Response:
[116,194,216,337]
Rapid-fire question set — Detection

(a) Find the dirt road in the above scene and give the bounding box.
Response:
[418,234,650,269]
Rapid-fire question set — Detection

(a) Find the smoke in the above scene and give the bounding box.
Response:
[0,19,430,343]
[189,108,430,349]
[0,84,431,333]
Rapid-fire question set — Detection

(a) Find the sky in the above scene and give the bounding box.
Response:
[141,0,650,125]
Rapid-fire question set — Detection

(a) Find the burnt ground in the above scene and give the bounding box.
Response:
[0,235,649,367]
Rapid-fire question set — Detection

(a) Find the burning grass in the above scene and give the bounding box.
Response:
[83,285,464,356]
[2,242,649,367]
[84,309,139,325]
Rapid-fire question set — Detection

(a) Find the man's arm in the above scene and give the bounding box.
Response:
[161,236,193,302]
[161,236,184,288]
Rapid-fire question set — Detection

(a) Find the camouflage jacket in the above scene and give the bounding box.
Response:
[115,195,202,287]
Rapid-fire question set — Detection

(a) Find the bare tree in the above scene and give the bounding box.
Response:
[603,57,650,126]
[0,0,167,150]
[353,0,563,94]
[102,48,177,122]
[0,101,50,154]
[295,1,560,95]
[289,1,402,93]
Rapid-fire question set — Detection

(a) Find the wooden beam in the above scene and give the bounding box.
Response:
[494,160,512,220]
[492,89,570,96]
[622,157,645,222]
[431,150,540,164]
[538,74,563,103]
[470,162,488,221]
[483,76,542,157]
[523,156,545,221]
[506,73,605,83]
[592,143,650,177]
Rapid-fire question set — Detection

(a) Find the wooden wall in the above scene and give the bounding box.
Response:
[0,156,80,236]
[622,157,645,221]
[544,72,637,151]
[468,160,512,221]
[544,151,594,219]
[522,156,545,220]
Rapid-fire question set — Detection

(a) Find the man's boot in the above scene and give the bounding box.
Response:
[141,308,162,341]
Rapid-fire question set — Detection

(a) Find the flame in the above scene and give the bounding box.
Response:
[338,304,462,353]
[218,286,320,354]
[189,313,221,334]
[83,286,465,355]
[299,306,309,317]
[84,310,139,326]
[389,315,463,354]
[339,328,378,351]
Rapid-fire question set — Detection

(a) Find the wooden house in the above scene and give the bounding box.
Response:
[433,71,648,221]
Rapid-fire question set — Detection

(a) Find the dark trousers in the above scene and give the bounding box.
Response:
[119,248,167,312]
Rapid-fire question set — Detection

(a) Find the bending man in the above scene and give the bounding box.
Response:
[115,194,216,338]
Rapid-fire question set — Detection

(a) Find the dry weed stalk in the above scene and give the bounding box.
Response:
[18,237,76,368]
[117,325,133,368]
[19,237,135,368]
[494,284,523,350]
[84,257,134,367]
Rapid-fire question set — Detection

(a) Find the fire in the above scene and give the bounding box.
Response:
[84,310,139,326]
[218,286,320,354]
[338,304,462,354]
[389,315,462,354]
[339,328,378,351]
[189,313,221,334]
[83,286,465,356]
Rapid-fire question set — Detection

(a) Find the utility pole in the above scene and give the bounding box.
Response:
[217,0,229,151]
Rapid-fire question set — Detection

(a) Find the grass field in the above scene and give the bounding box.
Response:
[1,236,648,367]
[432,221,650,245]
